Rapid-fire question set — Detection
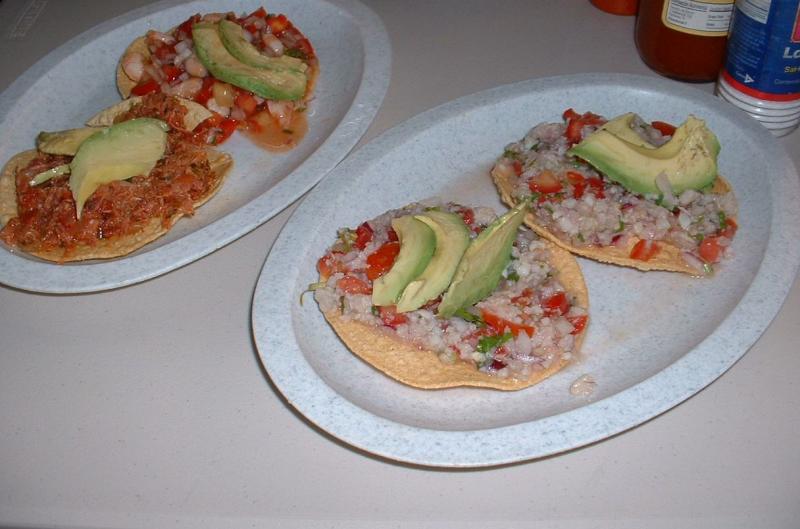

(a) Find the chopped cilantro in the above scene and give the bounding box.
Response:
[693,233,705,242]
[506,269,520,282]
[371,306,380,317]
[476,332,512,355]
[614,219,625,233]
[576,233,585,242]
[529,192,541,202]
[718,211,727,229]
[544,205,554,214]
[456,309,485,326]
[503,149,520,160]
[703,263,714,275]
[530,142,540,151]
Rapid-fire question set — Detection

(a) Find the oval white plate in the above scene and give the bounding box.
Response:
[0,0,389,293]
[252,74,800,467]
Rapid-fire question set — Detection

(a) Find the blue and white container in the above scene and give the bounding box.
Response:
[716,0,800,136]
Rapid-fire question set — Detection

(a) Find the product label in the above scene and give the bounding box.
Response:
[723,0,800,100]
[661,0,735,36]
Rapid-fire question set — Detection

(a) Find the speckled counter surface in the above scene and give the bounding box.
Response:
[1,1,798,528]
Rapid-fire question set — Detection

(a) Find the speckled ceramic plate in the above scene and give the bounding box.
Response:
[252,74,800,467]
[0,0,389,293]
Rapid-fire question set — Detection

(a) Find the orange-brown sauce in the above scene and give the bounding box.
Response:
[242,108,309,152]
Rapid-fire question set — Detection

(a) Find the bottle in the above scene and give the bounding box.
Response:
[590,0,639,16]
[635,0,735,82]
[716,0,800,137]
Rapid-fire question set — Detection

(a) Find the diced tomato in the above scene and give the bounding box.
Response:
[480,309,535,338]
[586,177,606,199]
[567,314,588,335]
[565,171,585,184]
[377,305,408,329]
[528,170,563,194]
[215,118,239,144]
[387,227,398,242]
[651,120,677,137]
[317,252,346,279]
[457,207,475,227]
[194,77,215,105]
[235,92,259,116]
[337,275,372,295]
[511,159,523,176]
[177,14,201,38]
[248,7,268,19]
[564,110,605,145]
[720,218,738,239]
[699,236,724,263]
[354,222,373,250]
[542,291,569,316]
[130,79,160,96]
[267,14,289,33]
[366,241,401,280]
[153,43,176,62]
[161,64,182,83]
[630,239,661,261]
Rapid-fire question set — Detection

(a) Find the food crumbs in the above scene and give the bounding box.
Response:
[569,374,596,397]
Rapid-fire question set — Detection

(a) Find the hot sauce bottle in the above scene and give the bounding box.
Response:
[635,0,735,82]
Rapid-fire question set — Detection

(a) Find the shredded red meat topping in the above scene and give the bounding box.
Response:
[0,94,217,258]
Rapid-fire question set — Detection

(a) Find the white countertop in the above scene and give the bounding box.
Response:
[1,1,798,527]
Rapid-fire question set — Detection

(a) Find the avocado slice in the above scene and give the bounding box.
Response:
[193,22,307,101]
[37,127,105,156]
[69,118,168,218]
[218,19,307,74]
[437,200,529,319]
[599,113,654,149]
[395,210,470,313]
[372,215,436,307]
[568,115,720,195]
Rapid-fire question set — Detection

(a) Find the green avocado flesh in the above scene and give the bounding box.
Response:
[37,127,105,156]
[193,22,307,101]
[395,210,471,313]
[437,200,529,319]
[568,114,720,195]
[599,112,654,148]
[218,19,307,73]
[69,118,168,218]
[372,216,436,307]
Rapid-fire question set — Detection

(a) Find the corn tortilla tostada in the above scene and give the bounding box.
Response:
[312,201,589,391]
[491,109,738,275]
[0,94,233,262]
[117,7,318,149]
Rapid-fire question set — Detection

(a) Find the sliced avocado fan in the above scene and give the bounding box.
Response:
[437,200,529,319]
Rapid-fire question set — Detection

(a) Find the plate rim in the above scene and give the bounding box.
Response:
[0,0,391,293]
[252,73,800,467]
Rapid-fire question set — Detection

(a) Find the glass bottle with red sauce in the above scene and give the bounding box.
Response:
[635,0,734,82]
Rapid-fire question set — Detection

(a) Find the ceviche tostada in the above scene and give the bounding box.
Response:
[0,94,233,262]
[311,200,589,390]
[492,109,738,275]
[117,7,317,151]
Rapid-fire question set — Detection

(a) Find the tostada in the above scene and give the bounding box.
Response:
[0,94,233,262]
[311,200,589,390]
[491,109,738,275]
[117,7,317,150]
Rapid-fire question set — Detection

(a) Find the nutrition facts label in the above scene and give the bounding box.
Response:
[662,0,734,35]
